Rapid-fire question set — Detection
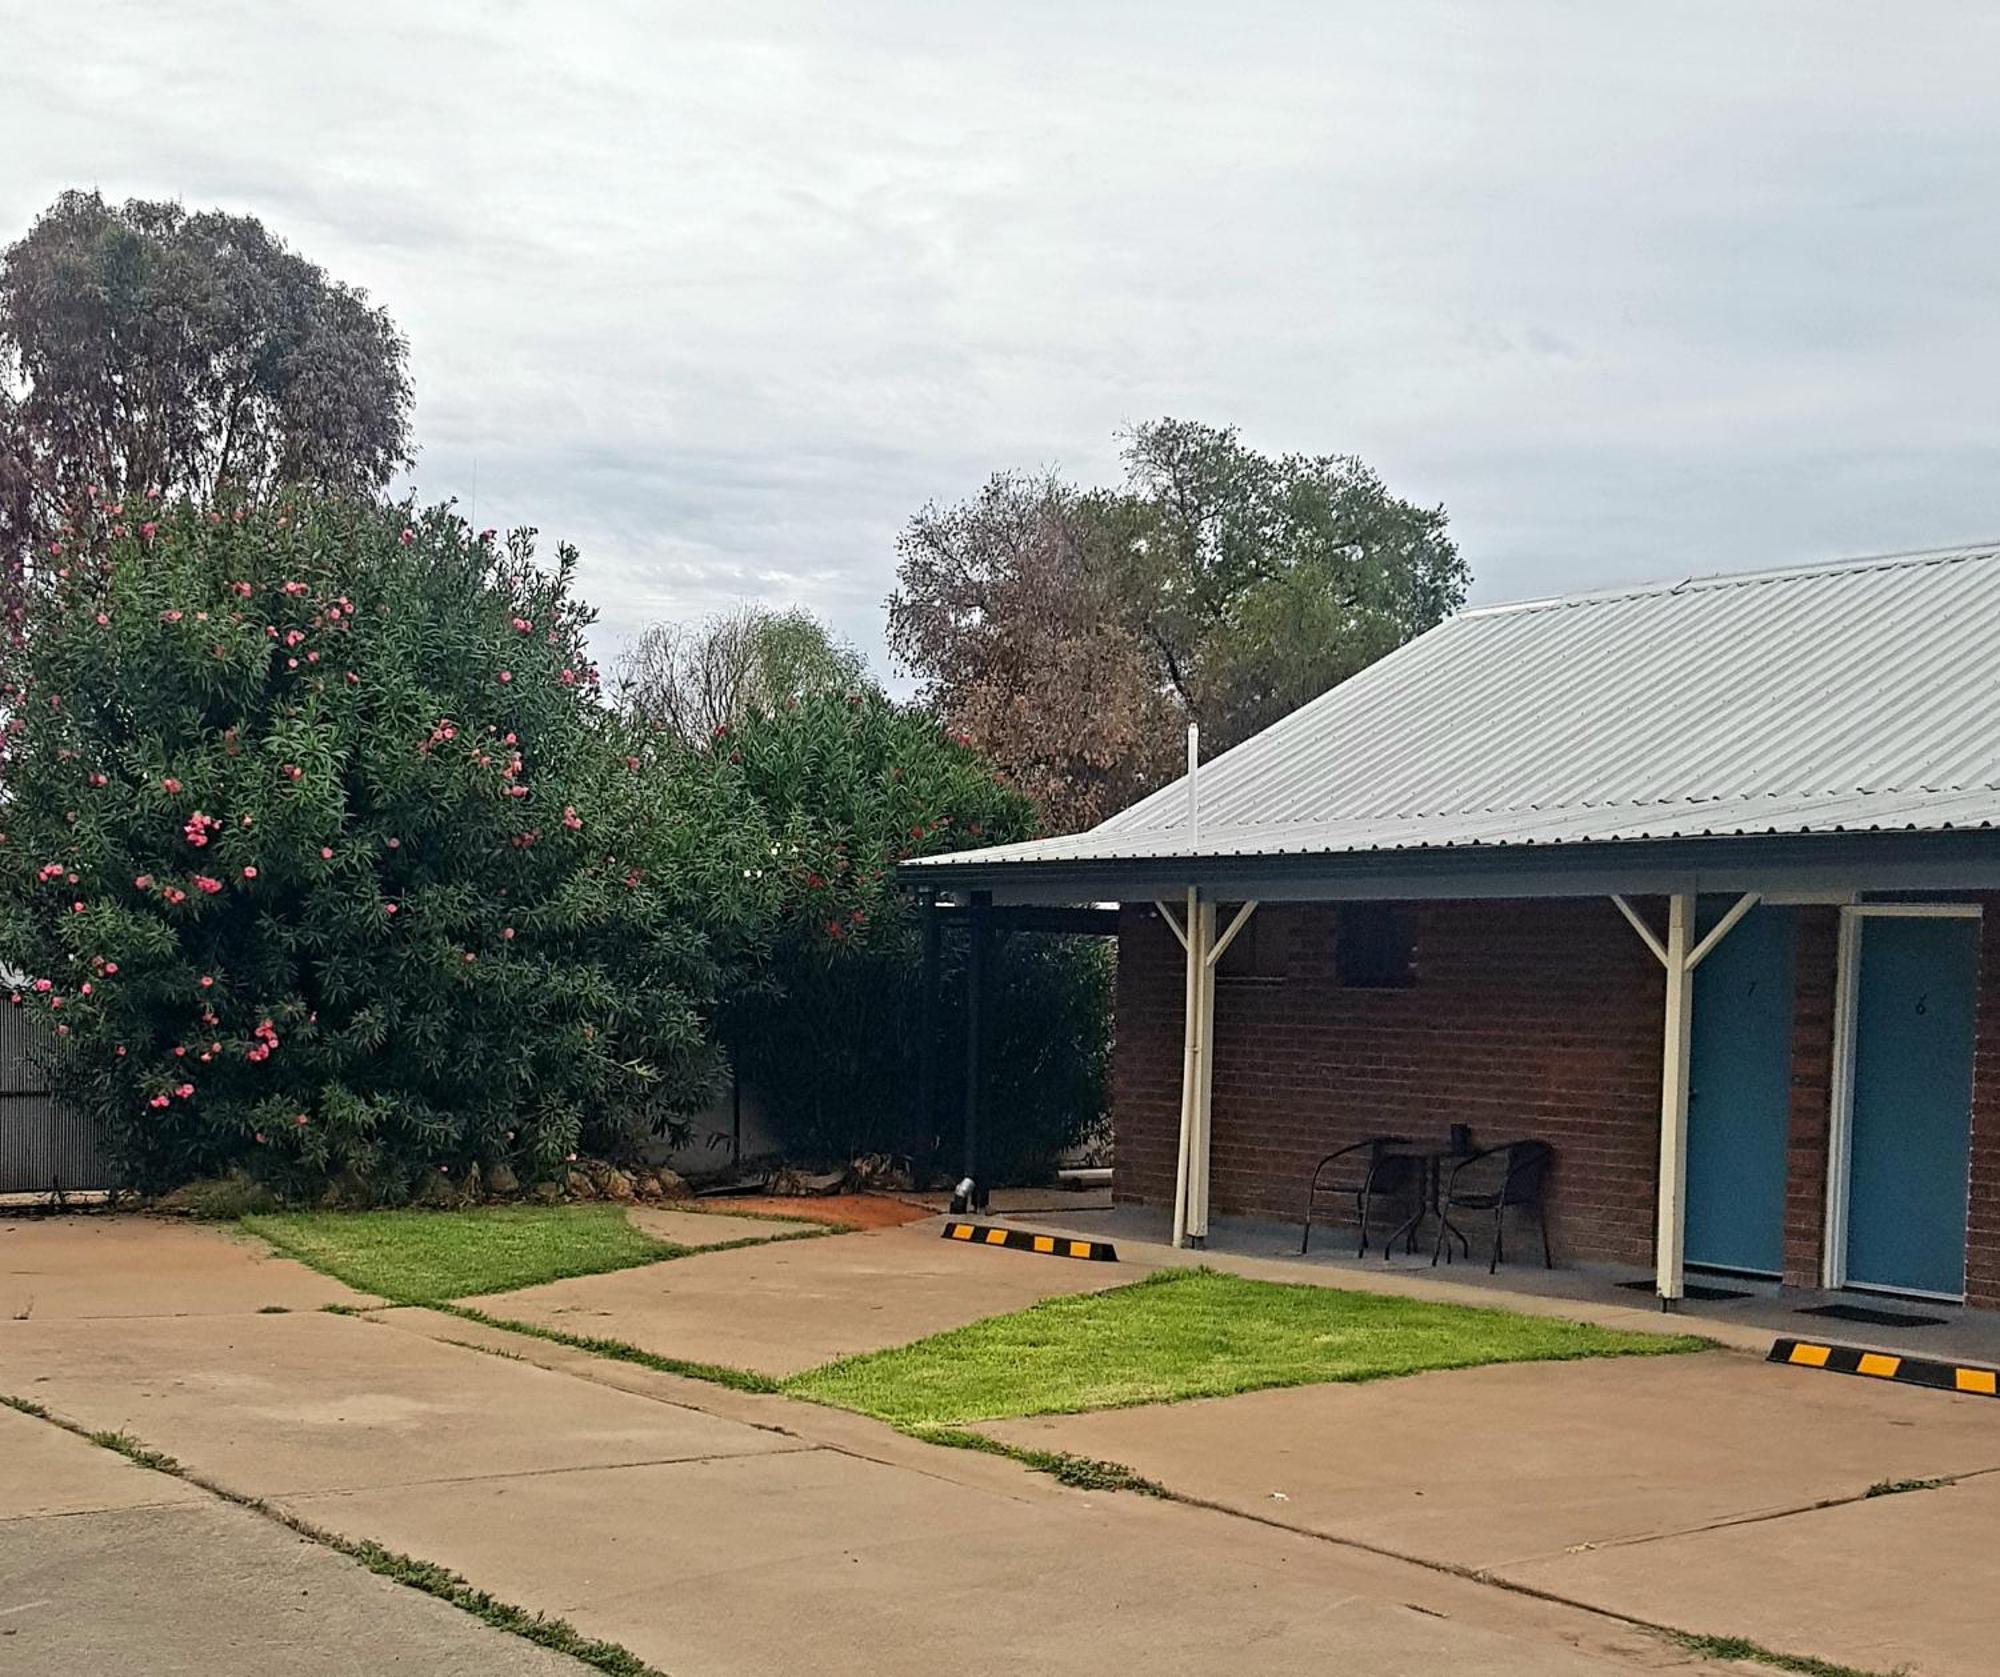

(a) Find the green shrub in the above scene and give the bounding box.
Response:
[711,690,1109,1181]
[0,493,771,1196]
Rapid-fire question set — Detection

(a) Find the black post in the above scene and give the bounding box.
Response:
[962,890,991,1207]
[914,888,940,1188]
[730,1061,742,1171]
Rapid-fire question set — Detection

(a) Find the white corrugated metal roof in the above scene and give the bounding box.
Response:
[908,541,2000,870]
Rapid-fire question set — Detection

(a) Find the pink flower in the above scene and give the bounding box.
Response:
[497,670,512,684]
[149,1094,170,1109]
[174,1083,193,1099]
[161,609,182,624]
[95,613,109,627]
[232,581,252,597]
[320,846,334,860]
[462,952,475,964]
[384,902,399,915]
[562,806,581,831]
[140,521,158,541]
[32,978,51,994]
[501,926,515,940]
[104,963,117,975]
[284,765,303,781]
[399,528,415,545]
[295,1113,309,1126]
[194,875,222,895]
[115,1045,126,1057]
[346,671,358,685]
[71,901,84,913]
[161,777,182,794]
[242,866,257,880]
[135,875,152,889]
[512,617,532,633]
[282,581,308,596]
[199,975,214,988]
[79,983,91,995]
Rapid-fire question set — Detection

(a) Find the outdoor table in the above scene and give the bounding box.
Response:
[1379,1142,1475,1263]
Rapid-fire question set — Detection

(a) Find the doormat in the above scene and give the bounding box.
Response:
[1617,1280,1750,1302]
[1797,1302,1947,1329]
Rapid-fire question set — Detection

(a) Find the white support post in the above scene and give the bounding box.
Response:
[1655,893,1695,1307]
[1171,887,1202,1249]
[1192,904,1256,1248]
[1189,899,1218,1245]
[1613,891,1759,1309]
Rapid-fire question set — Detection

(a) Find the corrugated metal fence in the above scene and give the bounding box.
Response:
[0,1005,107,1193]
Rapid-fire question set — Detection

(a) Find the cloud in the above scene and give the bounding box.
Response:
[7,0,2000,685]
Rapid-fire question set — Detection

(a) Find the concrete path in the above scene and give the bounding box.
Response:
[1,1213,364,1320]
[984,1352,2000,1674]
[1,1216,1713,1677]
[465,1220,1146,1376]
[0,1402,583,1675]
[627,1205,814,1246]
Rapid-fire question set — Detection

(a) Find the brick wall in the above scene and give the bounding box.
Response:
[1114,894,2000,1305]
[1112,898,1668,1265]
[1782,907,1839,1288]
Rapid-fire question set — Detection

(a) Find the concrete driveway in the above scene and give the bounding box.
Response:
[462,1218,1149,1376]
[984,1349,2000,1676]
[8,1211,1989,1676]
[2,1214,1711,1677]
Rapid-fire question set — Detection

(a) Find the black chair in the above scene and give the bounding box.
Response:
[1301,1136,1415,1257]
[1434,1140,1554,1273]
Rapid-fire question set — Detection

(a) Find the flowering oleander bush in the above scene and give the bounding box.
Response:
[710,689,1110,1180]
[0,492,771,1197]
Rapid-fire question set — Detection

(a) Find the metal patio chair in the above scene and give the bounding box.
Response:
[1301,1135,1415,1257]
[1434,1139,1554,1273]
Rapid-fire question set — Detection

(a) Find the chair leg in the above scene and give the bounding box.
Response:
[1490,1205,1503,1275]
[1431,1208,1447,1267]
[1539,1201,1553,1269]
[1356,1187,1371,1259]
[1300,1196,1312,1257]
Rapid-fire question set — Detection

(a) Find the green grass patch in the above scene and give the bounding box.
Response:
[786,1267,1707,1428]
[244,1205,686,1304]
[440,1304,784,1394]
[1670,1631,1908,1676]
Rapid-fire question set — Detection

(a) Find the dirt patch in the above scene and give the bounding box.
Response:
[696,1193,933,1231]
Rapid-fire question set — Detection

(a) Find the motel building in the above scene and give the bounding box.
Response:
[905,543,2000,1320]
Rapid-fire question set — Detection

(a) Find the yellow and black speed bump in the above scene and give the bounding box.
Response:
[941,1221,1117,1262]
[1769,1337,1999,1398]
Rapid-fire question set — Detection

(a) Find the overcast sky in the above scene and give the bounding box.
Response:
[7,2,1999,679]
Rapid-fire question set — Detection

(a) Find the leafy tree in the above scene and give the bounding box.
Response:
[709,684,1110,1182]
[889,419,1467,832]
[0,493,769,1198]
[0,191,412,579]
[614,604,868,747]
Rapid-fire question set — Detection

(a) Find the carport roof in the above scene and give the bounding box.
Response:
[904,541,2000,888]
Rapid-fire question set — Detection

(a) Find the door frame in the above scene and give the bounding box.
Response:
[1822,902,1982,1297]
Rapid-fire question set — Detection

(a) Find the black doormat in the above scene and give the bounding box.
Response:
[1616,1279,1751,1302]
[1797,1302,1947,1329]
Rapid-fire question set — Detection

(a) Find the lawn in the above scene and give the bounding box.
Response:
[243,1205,686,1303]
[787,1267,1707,1428]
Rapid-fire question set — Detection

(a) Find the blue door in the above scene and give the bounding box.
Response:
[1686,902,1795,1276]
[1846,914,1979,1298]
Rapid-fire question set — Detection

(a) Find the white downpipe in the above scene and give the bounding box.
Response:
[1655,893,1695,1305]
[1171,885,1200,1248]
